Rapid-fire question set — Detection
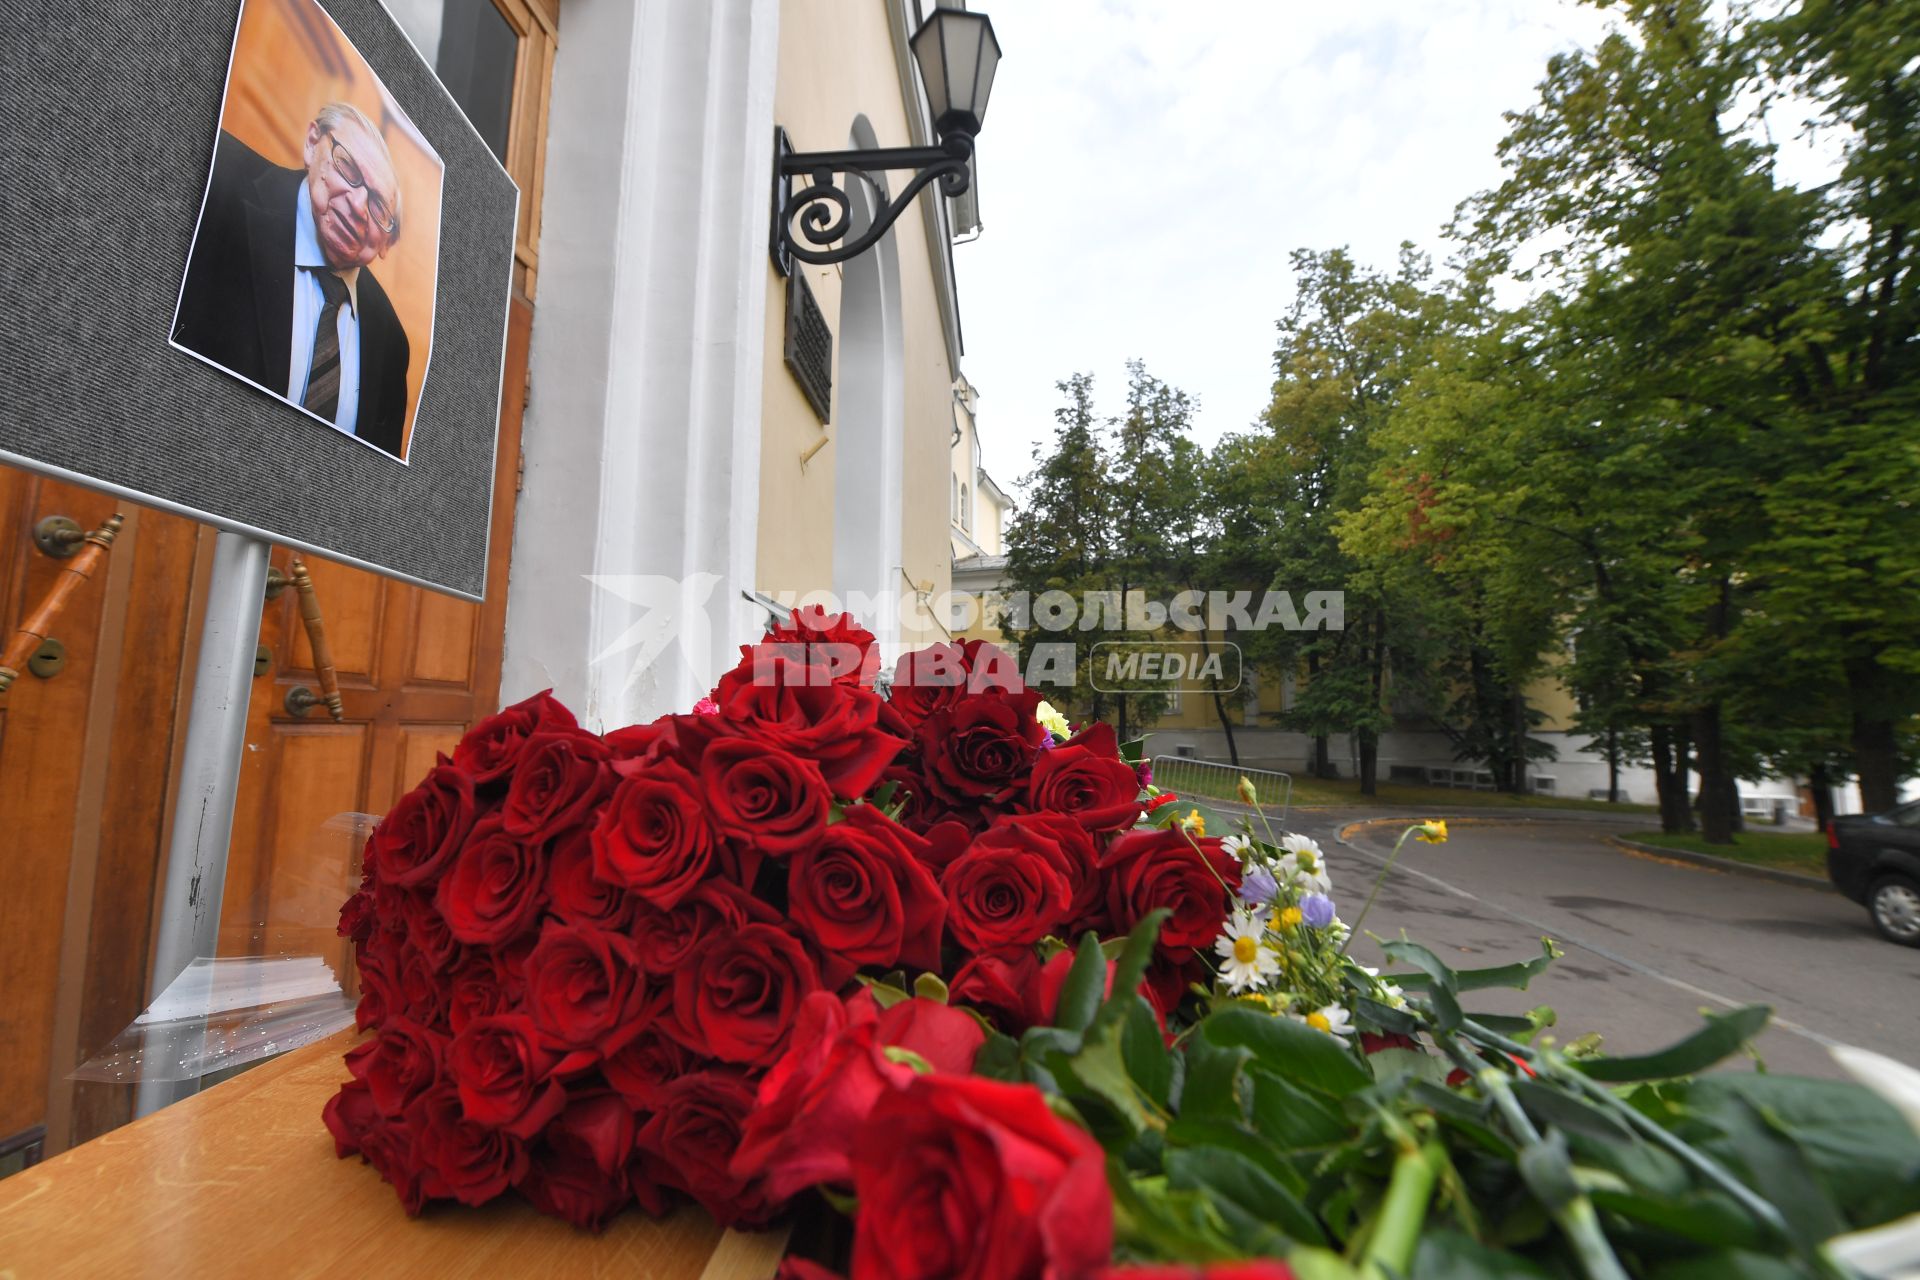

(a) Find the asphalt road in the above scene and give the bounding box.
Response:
[1280,811,1920,1079]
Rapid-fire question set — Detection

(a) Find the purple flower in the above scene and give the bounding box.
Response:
[1239,864,1279,908]
[1301,893,1336,929]
[1133,760,1153,789]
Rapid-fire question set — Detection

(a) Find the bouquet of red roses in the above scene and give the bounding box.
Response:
[324,609,1238,1260]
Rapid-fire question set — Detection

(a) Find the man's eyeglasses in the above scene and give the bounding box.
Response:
[326,134,399,239]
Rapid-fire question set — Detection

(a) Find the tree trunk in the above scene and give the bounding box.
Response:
[1116,694,1129,747]
[1693,704,1737,845]
[1360,608,1386,797]
[1195,623,1240,765]
[1808,762,1836,833]
[1507,687,1529,794]
[1313,734,1332,779]
[1358,726,1379,796]
[1851,708,1900,813]
[1651,724,1694,833]
[1607,726,1621,803]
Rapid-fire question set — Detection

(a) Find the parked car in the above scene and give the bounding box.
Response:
[1829,802,1920,946]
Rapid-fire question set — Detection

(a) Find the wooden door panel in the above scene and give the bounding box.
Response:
[0,476,123,1138]
[68,508,205,1147]
[398,724,464,789]
[408,591,479,687]
[287,555,385,683]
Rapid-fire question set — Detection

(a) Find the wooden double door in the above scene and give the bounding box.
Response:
[0,295,528,1161]
[0,0,558,1165]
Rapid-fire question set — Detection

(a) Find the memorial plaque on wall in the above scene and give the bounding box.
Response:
[0,0,518,598]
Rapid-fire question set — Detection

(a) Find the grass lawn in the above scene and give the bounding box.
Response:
[1153,766,1659,815]
[1624,829,1829,877]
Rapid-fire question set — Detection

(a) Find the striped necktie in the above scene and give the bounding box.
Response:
[302,269,352,421]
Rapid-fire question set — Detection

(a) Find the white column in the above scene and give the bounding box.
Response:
[502,0,778,730]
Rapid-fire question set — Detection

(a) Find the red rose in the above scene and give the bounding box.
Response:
[849,1075,1113,1280]
[917,691,1046,806]
[633,1071,776,1228]
[364,760,476,888]
[338,889,374,943]
[547,828,636,932]
[628,879,767,972]
[973,813,1104,934]
[446,1014,580,1137]
[325,1083,427,1215]
[674,923,821,1065]
[520,1089,666,1227]
[711,650,905,800]
[1100,828,1240,956]
[398,942,451,1026]
[603,1026,699,1111]
[591,762,714,910]
[762,607,881,688]
[453,690,579,789]
[503,729,614,841]
[397,888,459,966]
[354,935,400,1031]
[408,1084,529,1207]
[949,950,1042,1029]
[443,939,536,1033]
[941,832,1072,956]
[526,921,651,1053]
[347,1017,447,1117]
[322,1078,378,1159]
[1361,1031,1419,1056]
[1027,722,1144,832]
[436,815,548,946]
[731,990,984,1200]
[886,640,1029,731]
[518,1148,633,1233]
[787,805,947,973]
[701,737,832,857]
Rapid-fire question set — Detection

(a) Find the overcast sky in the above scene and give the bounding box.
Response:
[951,0,1622,491]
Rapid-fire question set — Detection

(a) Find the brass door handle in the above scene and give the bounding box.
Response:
[288,556,344,721]
[1,514,123,693]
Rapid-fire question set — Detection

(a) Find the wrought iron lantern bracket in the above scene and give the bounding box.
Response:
[772,127,974,271]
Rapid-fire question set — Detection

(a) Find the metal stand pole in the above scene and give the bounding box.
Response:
[135,530,270,1117]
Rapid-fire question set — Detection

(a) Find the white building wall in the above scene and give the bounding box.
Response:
[500,0,780,731]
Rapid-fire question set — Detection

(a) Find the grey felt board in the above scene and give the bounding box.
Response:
[0,0,518,599]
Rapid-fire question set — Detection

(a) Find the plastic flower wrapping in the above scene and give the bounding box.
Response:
[326,611,1920,1280]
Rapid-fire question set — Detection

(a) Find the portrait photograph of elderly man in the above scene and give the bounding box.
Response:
[171,0,444,464]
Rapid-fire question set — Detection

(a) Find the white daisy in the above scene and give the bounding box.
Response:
[1212,909,1279,994]
[1221,834,1255,862]
[1304,1004,1355,1039]
[1276,834,1334,894]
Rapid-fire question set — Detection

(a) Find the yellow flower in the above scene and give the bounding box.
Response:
[1182,809,1206,836]
[1035,700,1071,741]
[1415,818,1449,844]
[1275,905,1303,931]
[1237,775,1259,805]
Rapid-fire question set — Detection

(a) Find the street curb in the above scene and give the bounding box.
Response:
[1334,816,1834,892]
[1601,835,1831,891]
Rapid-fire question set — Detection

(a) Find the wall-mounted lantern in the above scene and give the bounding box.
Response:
[772,5,1000,269]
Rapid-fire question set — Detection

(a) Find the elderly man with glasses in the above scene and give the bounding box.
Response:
[173,102,414,459]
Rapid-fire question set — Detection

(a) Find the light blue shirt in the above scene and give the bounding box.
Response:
[290,188,362,436]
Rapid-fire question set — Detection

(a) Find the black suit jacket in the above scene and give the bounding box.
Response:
[173,132,412,458]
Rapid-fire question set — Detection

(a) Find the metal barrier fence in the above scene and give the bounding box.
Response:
[1149,755,1293,825]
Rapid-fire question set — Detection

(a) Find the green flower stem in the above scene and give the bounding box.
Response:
[1452,1018,1803,1250]
[1432,1032,1631,1280]
[1359,1139,1443,1280]
[1340,826,1419,956]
